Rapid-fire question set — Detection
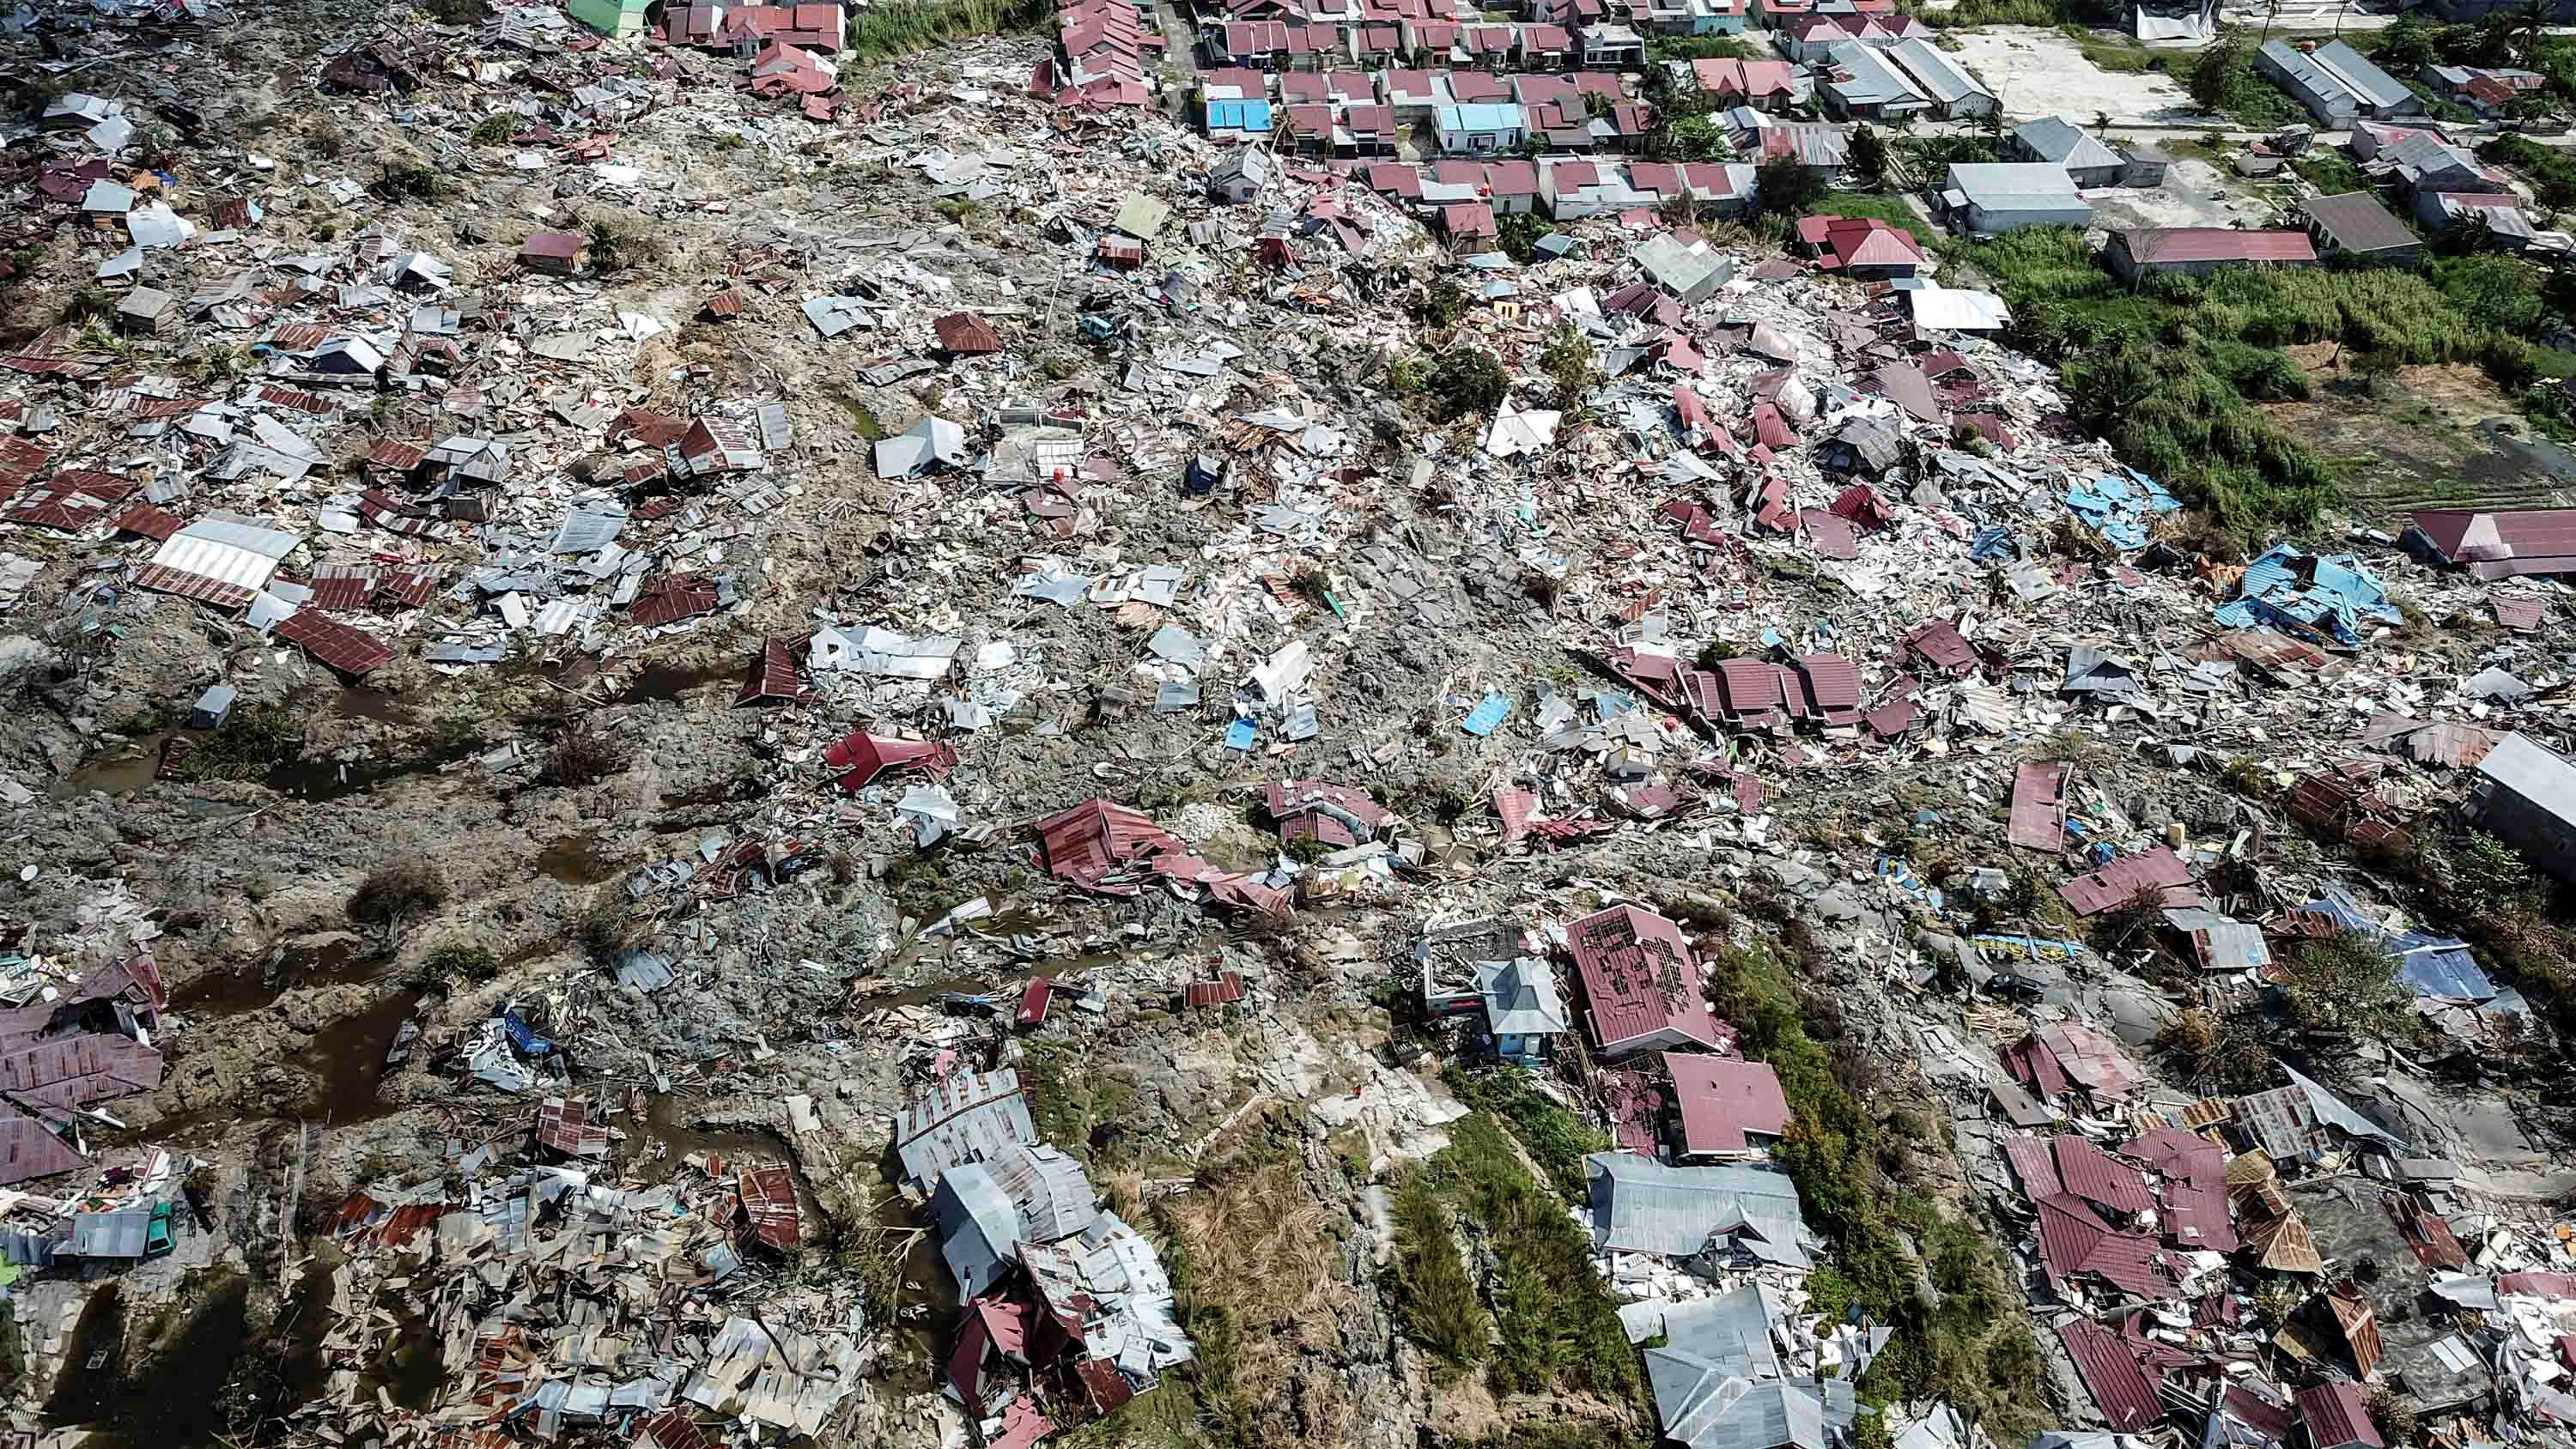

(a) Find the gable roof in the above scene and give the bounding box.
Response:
[2306,191,2415,252]
[2117,227,2317,264]
[1567,904,1722,1051]
[2014,114,2122,171]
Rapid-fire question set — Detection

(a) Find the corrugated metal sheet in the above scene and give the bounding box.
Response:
[2293,1380,2381,1449]
[2058,847,2200,917]
[737,1164,801,1250]
[2008,761,2069,851]
[274,610,393,676]
[1183,972,1247,1008]
[2055,1134,2154,1215]
[0,1100,88,1185]
[894,1069,1034,1189]
[2003,1136,2062,1197]
[1664,1054,1789,1155]
[1570,904,1720,1055]
[2057,1316,2163,1430]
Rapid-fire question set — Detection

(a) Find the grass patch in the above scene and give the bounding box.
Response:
[175,704,303,781]
[1390,1172,1485,1374]
[1410,1114,1643,1406]
[1971,225,2551,537]
[2481,133,2576,209]
[2291,150,2370,195]
[1705,941,2049,1439]
[842,0,1054,62]
[1442,1064,1608,1202]
[1646,34,1748,59]
[1018,1040,1137,1163]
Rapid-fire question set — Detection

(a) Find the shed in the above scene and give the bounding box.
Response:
[188,684,236,730]
[2403,506,2576,579]
[1941,163,2089,236]
[933,312,1003,355]
[2304,191,2421,267]
[1584,1152,1809,1264]
[115,287,179,337]
[2104,227,2317,281]
[2257,39,2418,125]
[520,231,588,274]
[2010,115,2124,186]
[2468,732,2576,884]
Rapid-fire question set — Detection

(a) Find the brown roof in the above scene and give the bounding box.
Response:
[933,312,1003,355]
[274,610,395,676]
[522,230,585,261]
[2058,846,2201,917]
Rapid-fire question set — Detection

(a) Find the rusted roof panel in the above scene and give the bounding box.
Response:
[1663,1053,1789,1155]
[0,1099,89,1185]
[737,636,810,704]
[109,503,183,539]
[933,311,1003,355]
[2294,1381,2381,1449]
[738,1164,801,1250]
[132,562,255,610]
[2058,1316,2164,1431]
[2059,847,2201,917]
[1568,903,1721,1055]
[1182,971,1246,1008]
[534,1096,609,1157]
[2008,761,2069,851]
[274,610,394,676]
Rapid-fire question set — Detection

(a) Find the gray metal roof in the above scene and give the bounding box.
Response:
[1945,162,2083,209]
[988,1143,1099,1243]
[1823,41,1925,108]
[2262,39,2409,109]
[893,1069,1036,1189]
[1585,1152,1807,1258]
[932,1162,1020,1297]
[2477,731,2576,828]
[1474,956,1571,1037]
[1649,1367,1850,1449]
[2014,116,2123,173]
[1884,37,1987,106]
[65,1208,151,1258]
[2306,191,2416,252]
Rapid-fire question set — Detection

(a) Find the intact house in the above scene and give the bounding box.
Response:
[1564,903,1725,1058]
[2303,190,2421,268]
[1691,56,1800,111]
[2010,114,2124,187]
[1663,1053,1791,1160]
[1577,20,1645,66]
[2103,227,2317,282]
[2255,39,2421,126]
[2467,732,2576,885]
[1420,955,1571,1062]
[1435,100,1527,153]
[1883,37,1995,118]
[1940,162,2090,236]
[1797,213,1925,279]
[1817,39,1928,120]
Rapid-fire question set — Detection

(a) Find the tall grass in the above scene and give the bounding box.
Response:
[842,0,1053,63]
[1972,225,2549,535]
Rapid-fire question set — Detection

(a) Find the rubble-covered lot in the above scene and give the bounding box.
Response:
[0,5,2572,1449]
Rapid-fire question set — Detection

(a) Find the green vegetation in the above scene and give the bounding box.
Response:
[1541,322,1606,410]
[1425,347,1509,421]
[469,112,516,146]
[176,704,303,781]
[2276,930,2414,1038]
[348,860,447,929]
[406,941,500,991]
[1704,942,2048,1438]
[1399,1114,1643,1404]
[1645,34,1750,59]
[2290,149,2369,196]
[1660,111,1734,162]
[2070,29,2159,74]
[1018,1040,1137,1163]
[2185,28,2300,127]
[1412,278,1470,330]
[1755,155,1826,218]
[1970,225,2554,534]
[841,0,1054,61]
[1921,0,2101,27]
[2479,133,2576,209]
[1498,211,1558,263]
[2408,830,2576,1042]
[1389,1173,1484,1374]
[1442,1066,1608,1201]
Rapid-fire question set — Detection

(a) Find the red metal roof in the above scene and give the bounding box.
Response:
[823,731,957,791]
[2004,1136,2063,1197]
[2038,1194,2174,1300]
[2008,761,2069,852]
[738,637,809,704]
[933,312,1003,355]
[1017,977,1052,1028]
[0,1100,89,1185]
[738,1164,801,1250]
[2407,507,2576,577]
[2499,1271,2576,1299]
[2295,1381,2381,1449]
[1662,1053,1788,1154]
[2054,1134,2154,1215]
[1183,971,1247,1008]
[1035,798,1177,882]
[1792,654,1862,713]
[1568,904,1720,1055]
[133,562,255,611]
[2058,1316,2164,1431]
[535,1097,609,1157]
[2122,227,2316,265]
[631,576,722,629]
[274,610,394,676]
[2058,847,2200,917]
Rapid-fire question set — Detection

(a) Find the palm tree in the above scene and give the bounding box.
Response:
[2517,0,2549,65]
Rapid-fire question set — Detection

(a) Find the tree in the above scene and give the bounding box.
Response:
[2187,28,2252,115]
[1424,347,1506,421]
[1540,322,1602,409]
[1846,124,1889,181]
[1755,155,1826,217]
[1662,111,1734,161]
[1495,211,1555,264]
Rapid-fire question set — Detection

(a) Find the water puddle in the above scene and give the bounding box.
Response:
[622,661,731,705]
[57,732,179,797]
[287,989,422,1124]
[170,938,386,1018]
[536,831,621,884]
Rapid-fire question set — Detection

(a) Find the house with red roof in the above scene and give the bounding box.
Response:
[1564,904,1724,1058]
[1796,213,1926,278]
[1692,56,1798,109]
[2104,227,2317,282]
[1663,1054,1789,1159]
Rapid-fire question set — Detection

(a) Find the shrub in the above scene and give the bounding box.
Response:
[177,705,305,782]
[2278,930,2411,1039]
[1410,279,1469,330]
[407,941,499,991]
[1388,1173,1484,1373]
[469,112,516,146]
[541,728,631,786]
[1425,347,1506,421]
[576,894,642,965]
[349,860,447,927]
[1540,323,1602,409]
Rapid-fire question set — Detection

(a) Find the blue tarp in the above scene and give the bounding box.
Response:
[2215,543,2402,646]
[1461,692,1510,736]
[1968,526,2015,561]
[1224,718,1256,751]
[2061,467,2182,550]
[2298,894,2495,1002]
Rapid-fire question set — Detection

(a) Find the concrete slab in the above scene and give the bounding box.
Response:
[1947,27,2219,127]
